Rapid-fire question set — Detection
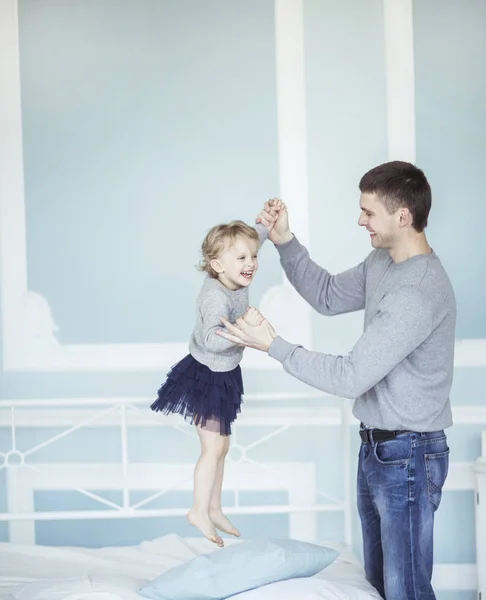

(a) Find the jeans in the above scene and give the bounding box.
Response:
[357,429,449,599]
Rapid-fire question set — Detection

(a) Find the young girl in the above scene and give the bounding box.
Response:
[150,206,282,547]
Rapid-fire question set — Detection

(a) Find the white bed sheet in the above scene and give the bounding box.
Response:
[0,534,382,600]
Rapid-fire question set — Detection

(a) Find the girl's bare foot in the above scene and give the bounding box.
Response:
[187,509,224,547]
[210,509,240,537]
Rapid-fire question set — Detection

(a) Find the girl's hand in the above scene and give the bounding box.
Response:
[242,307,264,326]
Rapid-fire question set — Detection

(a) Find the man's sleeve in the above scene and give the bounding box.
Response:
[268,286,434,398]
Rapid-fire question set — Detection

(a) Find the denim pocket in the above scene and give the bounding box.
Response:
[373,438,411,466]
[424,449,449,508]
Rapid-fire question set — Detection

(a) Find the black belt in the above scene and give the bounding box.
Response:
[359,426,412,444]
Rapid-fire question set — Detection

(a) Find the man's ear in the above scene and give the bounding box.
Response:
[398,208,412,228]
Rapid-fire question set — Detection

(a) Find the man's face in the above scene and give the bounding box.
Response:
[358,192,400,249]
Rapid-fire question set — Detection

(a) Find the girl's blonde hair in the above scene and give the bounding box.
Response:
[197,220,260,278]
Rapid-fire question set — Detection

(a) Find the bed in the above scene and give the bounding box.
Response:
[0,395,381,599]
[0,534,381,599]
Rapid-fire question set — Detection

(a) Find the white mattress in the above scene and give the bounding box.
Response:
[0,534,382,600]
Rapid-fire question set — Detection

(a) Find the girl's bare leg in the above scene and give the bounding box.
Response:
[186,421,226,546]
[209,434,240,537]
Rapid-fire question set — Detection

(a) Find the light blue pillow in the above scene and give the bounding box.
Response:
[138,538,339,600]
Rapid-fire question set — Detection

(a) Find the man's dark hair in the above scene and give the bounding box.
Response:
[359,161,432,232]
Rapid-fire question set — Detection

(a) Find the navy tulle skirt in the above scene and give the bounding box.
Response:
[150,354,243,436]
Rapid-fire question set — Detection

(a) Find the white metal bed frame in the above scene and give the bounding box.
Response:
[0,392,354,547]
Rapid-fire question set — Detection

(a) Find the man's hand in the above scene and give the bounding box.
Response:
[217,312,277,352]
[256,198,293,245]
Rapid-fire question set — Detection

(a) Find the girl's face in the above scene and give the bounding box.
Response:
[211,236,259,290]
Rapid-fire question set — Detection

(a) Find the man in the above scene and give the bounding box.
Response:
[217,161,456,599]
